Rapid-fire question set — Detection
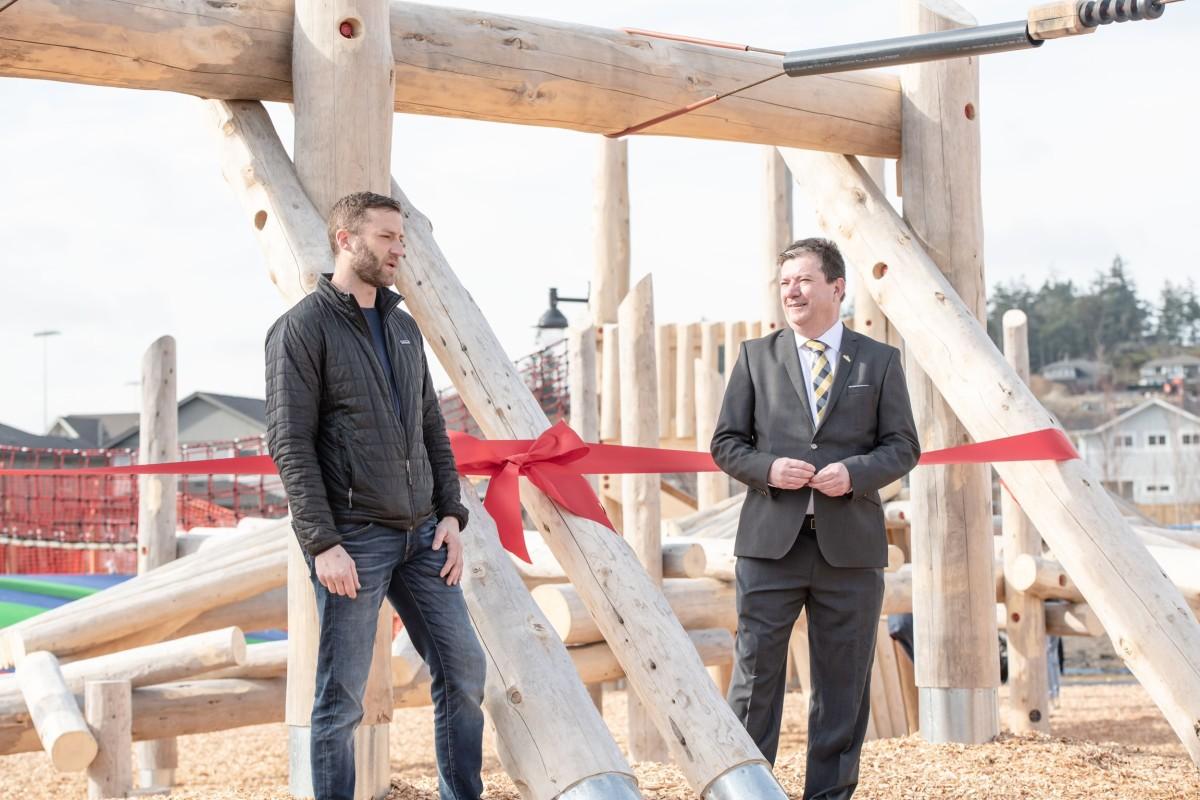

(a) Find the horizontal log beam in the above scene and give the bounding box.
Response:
[0,630,733,756]
[0,0,900,154]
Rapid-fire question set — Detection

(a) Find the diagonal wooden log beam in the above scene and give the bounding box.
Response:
[0,0,900,155]
[779,147,1200,767]
[210,98,786,798]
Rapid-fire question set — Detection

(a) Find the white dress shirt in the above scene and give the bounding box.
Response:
[794,320,844,513]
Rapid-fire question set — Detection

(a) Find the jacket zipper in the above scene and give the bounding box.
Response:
[350,301,415,522]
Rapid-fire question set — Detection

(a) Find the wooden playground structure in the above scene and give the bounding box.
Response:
[1,0,1199,797]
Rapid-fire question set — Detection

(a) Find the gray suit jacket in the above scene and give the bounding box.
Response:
[711,328,920,568]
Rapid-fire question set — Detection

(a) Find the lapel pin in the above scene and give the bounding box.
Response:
[842,354,851,363]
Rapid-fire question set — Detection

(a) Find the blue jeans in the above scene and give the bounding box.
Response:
[307,517,486,800]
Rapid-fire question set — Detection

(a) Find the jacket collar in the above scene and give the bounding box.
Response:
[775,326,863,436]
[318,273,405,325]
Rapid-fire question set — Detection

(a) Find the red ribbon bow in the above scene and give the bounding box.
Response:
[449,423,615,563]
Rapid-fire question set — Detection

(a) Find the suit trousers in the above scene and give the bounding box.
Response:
[728,525,884,800]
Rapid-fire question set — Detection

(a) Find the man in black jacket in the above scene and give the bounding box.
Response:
[712,238,919,800]
[265,192,484,800]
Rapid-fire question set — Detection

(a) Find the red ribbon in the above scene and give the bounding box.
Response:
[917,428,1078,465]
[0,423,1077,562]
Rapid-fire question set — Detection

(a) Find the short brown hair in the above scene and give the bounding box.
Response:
[327,192,403,255]
[777,237,846,284]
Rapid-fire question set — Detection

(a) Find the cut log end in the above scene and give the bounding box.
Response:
[53,729,99,772]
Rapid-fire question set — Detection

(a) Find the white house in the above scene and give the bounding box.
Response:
[1138,354,1200,387]
[1040,358,1112,392]
[1072,398,1200,514]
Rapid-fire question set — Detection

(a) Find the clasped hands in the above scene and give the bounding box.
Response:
[314,516,465,599]
[768,457,852,496]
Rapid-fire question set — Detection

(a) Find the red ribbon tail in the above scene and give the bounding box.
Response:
[483,463,532,563]
[527,463,615,533]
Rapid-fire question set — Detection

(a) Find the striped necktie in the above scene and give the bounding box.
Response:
[804,339,833,423]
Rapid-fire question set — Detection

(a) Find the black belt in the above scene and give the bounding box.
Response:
[801,514,817,533]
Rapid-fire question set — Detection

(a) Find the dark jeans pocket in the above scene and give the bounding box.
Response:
[336,521,374,538]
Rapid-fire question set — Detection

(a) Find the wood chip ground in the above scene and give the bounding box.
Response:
[2,683,1196,798]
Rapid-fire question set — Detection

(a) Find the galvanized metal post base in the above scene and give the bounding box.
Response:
[134,738,176,793]
[135,769,174,793]
[557,772,642,799]
[703,762,789,800]
[918,688,1000,744]
[289,723,390,799]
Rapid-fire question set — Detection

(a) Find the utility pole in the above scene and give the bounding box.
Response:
[32,330,61,432]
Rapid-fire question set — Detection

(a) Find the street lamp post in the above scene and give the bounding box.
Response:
[32,330,61,433]
[534,287,588,346]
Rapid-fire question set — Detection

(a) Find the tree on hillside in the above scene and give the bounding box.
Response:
[1084,256,1148,363]
[1156,279,1200,347]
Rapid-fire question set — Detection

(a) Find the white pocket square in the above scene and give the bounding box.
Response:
[848,384,871,389]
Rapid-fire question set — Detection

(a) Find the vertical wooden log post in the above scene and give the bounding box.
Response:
[85,680,132,800]
[899,0,999,744]
[599,323,623,531]
[696,320,728,509]
[567,324,605,710]
[207,103,788,796]
[568,325,600,488]
[762,148,791,335]
[290,0,395,791]
[134,334,178,790]
[592,136,631,526]
[592,137,630,328]
[137,336,178,575]
[656,324,677,440]
[695,361,730,510]
[1001,309,1050,733]
[618,276,669,763]
[674,323,698,440]
[458,479,641,798]
[722,321,746,385]
[695,357,733,693]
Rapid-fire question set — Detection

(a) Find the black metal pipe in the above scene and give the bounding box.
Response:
[782,20,1041,78]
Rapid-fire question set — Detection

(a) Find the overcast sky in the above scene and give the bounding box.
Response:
[1,0,1196,435]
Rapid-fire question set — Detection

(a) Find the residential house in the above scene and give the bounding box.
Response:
[0,422,82,450]
[1040,359,1112,393]
[107,392,266,449]
[1138,354,1200,387]
[1072,398,1200,525]
[45,413,139,448]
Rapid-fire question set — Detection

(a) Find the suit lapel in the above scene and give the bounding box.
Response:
[815,329,860,435]
[776,330,815,436]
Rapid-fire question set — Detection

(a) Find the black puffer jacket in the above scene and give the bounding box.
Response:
[264,274,468,556]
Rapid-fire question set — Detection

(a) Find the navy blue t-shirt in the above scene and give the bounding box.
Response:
[361,306,404,422]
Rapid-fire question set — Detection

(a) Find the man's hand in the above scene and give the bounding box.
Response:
[433,517,465,586]
[314,545,361,599]
[809,462,852,497]
[768,458,816,490]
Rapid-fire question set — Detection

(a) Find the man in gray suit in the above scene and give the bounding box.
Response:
[712,238,920,800]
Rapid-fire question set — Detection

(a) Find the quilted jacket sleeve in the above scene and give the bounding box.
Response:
[420,354,469,531]
[265,315,342,556]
